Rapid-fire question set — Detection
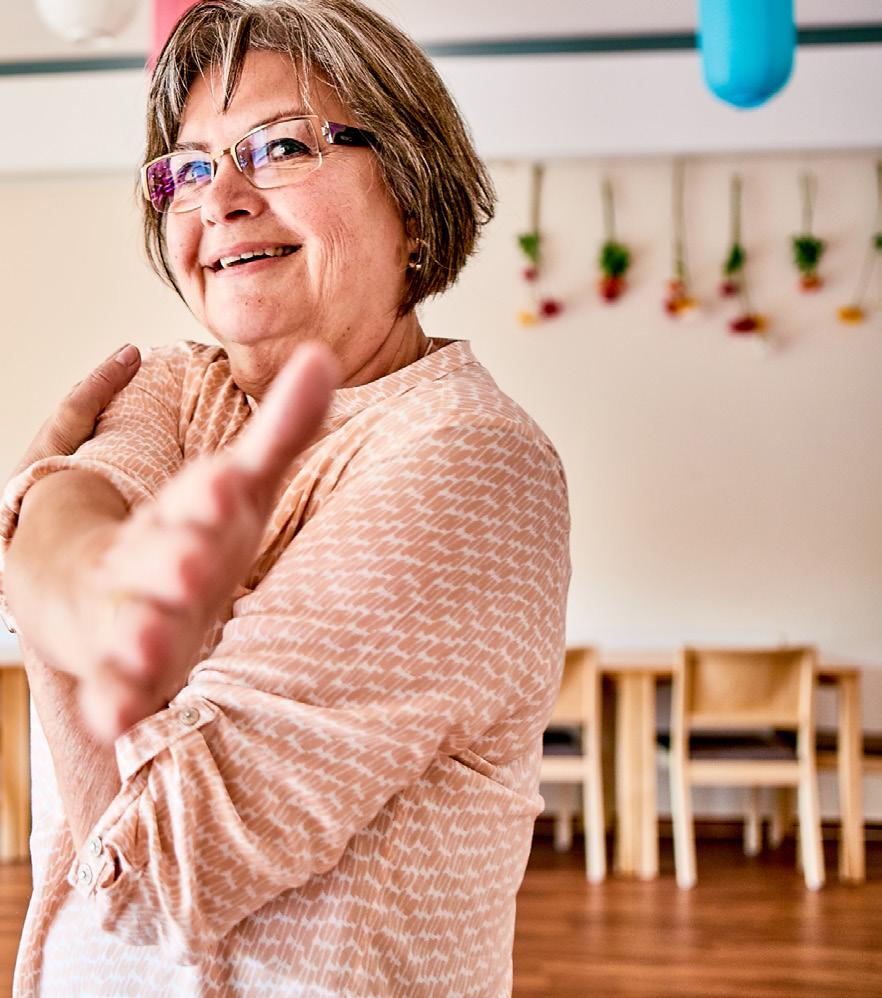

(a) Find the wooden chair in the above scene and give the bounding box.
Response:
[801,728,880,877]
[664,646,824,890]
[539,646,605,883]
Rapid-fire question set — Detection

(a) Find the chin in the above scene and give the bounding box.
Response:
[210,315,303,350]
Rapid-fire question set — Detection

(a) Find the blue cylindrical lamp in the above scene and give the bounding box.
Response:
[698,0,796,109]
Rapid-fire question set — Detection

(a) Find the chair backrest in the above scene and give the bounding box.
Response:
[674,645,817,744]
[548,646,598,726]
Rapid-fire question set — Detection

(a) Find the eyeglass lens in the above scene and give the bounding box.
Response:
[144,118,322,213]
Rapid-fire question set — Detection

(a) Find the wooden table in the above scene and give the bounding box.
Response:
[600,651,866,884]
[0,634,29,862]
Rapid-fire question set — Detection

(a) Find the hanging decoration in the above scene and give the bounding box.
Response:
[791,172,826,291]
[664,160,699,318]
[516,163,563,326]
[597,178,631,303]
[721,174,766,335]
[697,0,795,110]
[838,161,882,324]
[152,0,200,65]
[35,0,140,43]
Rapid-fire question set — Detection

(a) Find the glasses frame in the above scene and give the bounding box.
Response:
[140,115,378,214]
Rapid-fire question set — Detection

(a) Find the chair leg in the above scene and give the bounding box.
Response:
[769,787,794,848]
[797,769,825,890]
[554,784,574,852]
[743,786,762,857]
[669,756,696,888]
[584,765,606,883]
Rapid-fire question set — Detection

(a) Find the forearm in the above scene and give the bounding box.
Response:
[5,469,128,847]
[26,657,120,851]
[5,469,127,668]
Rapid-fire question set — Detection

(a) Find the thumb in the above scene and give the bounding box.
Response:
[64,344,142,427]
[12,345,143,476]
[232,342,338,487]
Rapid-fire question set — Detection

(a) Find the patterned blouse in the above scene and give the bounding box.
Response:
[1,339,570,997]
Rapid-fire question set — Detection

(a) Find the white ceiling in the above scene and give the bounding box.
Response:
[1,0,880,62]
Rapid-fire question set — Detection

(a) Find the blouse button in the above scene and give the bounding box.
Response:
[77,863,93,886]
[179,706,200,727]
[88,836,102,856]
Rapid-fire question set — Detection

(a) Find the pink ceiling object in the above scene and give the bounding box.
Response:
[152,0,200,65]
[35,0,140,43]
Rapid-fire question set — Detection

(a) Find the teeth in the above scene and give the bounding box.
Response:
[217,246,296,269]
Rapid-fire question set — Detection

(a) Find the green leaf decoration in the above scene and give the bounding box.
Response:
[724,242,745,275]
[599,240,631,277]
[518,231,541,265]
[791,234,826,274]
[874,232,882,251]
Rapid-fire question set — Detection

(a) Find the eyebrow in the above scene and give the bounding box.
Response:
[172,108,311,152]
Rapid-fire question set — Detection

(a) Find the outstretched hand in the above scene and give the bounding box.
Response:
[73,343,338,742]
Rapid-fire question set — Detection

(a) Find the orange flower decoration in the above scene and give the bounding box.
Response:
[837,305,865,324]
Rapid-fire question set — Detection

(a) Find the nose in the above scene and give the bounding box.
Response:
[199,149,266,225]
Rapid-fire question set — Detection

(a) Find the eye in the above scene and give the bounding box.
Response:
[174,158,212,186]
[251,137,311,168]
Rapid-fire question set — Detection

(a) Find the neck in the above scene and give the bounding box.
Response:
[224,312,430,401]
[338,311,427,389]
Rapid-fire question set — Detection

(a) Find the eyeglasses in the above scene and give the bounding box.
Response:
[140,115,377,214]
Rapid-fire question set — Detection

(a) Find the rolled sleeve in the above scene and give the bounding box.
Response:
[62,422,571,964]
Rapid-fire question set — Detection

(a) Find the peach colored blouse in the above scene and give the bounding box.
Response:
[1,340,570,997]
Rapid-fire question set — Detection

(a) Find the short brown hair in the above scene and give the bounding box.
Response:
[142,0,495,315]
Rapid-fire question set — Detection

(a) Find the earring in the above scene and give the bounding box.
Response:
[407,238,425,271]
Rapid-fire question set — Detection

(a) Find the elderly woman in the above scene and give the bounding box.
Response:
[0,1,569,995]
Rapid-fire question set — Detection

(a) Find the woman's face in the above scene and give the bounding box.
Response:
[166,50,414,383]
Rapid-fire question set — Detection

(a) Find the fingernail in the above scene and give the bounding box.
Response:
[114,344,139,367]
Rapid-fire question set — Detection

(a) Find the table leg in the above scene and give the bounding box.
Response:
[0,667,30,862]
[837,674,865,883]
[614,676,639,874]
[636,674,659,879]
[614,673,659,878]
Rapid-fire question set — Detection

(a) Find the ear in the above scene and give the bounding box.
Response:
[404,214,421,256]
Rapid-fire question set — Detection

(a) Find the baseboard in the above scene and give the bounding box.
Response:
[534,815,882,843]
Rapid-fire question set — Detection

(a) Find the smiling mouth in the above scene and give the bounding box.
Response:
[210,245,300,272]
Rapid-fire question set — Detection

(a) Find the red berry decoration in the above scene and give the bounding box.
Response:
[664,161,699,320]
[515,164,563,323]
[539,298,563,318]
[799,271,823,291]
[729,314,766,334]
[599,274,625,301]
[792,173,826,292]
[721,175,768,338]
[597,178,631,304]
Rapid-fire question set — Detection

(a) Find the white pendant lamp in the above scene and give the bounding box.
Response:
[35,0,141,44]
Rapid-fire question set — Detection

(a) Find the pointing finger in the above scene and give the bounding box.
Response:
[233,342,338,487]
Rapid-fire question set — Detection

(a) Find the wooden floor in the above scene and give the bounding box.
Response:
[0,835,879,997]
[514,831,882,998]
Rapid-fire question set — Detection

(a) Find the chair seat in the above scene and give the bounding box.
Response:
[542,728,582,756]
[657,730,798,761]
[812,730,882,756]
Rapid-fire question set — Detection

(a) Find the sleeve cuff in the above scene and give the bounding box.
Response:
[67,695,219,901]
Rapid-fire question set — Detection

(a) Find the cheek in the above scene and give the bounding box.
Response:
[165,220,201,284]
